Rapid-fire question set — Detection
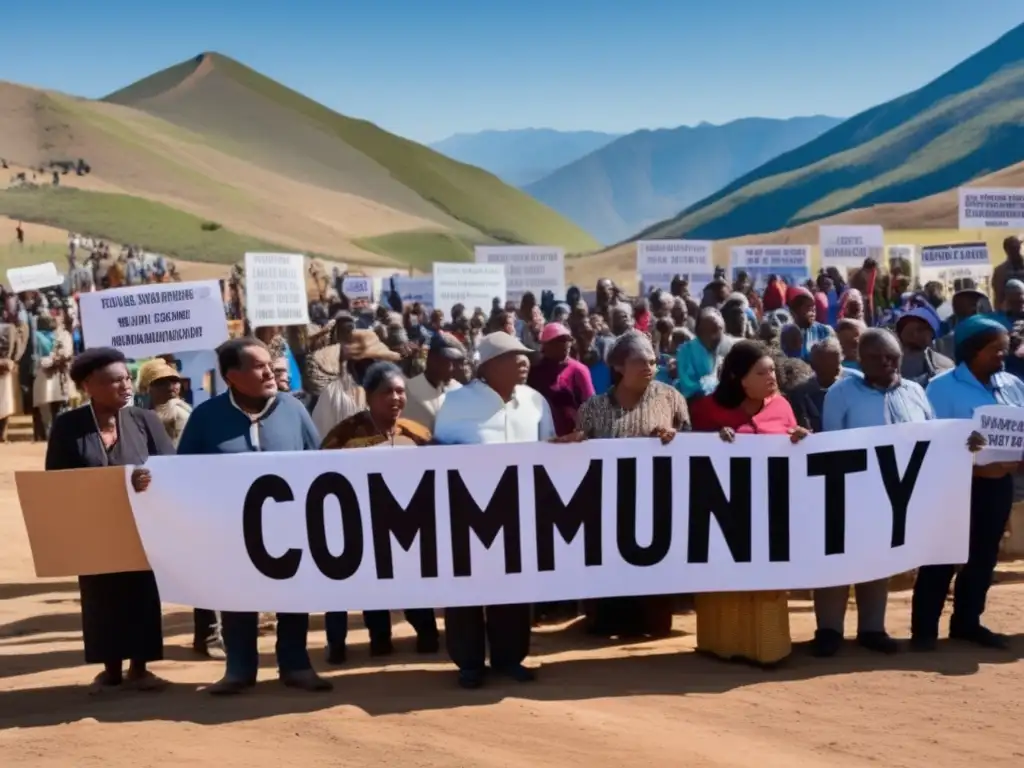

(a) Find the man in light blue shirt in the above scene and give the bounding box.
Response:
[814,329,932,658]
[913,315,1024,651]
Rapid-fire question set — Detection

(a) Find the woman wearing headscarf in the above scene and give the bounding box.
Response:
[837,288,866,323]
[576,330,690,638]
[762,276,787,313]
[912,316,1022,650]
[32,311,75,437]
[311,329,401,437]
[676,308,731,401]
[137,358,192,447]
[45,347,175,693]
[319,362,440,662]
[689,340,810,665]
[788,288,834,361]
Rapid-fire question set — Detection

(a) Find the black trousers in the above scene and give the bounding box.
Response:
[911,474,1013,639]
[444,604,531,672]
[324,609,438,648]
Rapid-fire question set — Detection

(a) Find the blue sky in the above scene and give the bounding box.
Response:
[4,0,1022,143]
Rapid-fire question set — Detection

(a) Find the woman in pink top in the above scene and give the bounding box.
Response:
[527,323,595,437]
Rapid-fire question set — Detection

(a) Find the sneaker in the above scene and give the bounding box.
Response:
[811,629,843,658]
[857,631,899,655]
[205,676,257,696]
[280,669,333,692]
[492,663,536,682]
[949,625,1010,649]
[457,669,485,689]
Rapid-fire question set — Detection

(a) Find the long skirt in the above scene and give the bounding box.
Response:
[78,571,164,665]
[695,591,791,665]
[585,595,674,638]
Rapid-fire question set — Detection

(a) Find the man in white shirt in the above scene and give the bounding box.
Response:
[403,332,465,431]
[433,332,557,689]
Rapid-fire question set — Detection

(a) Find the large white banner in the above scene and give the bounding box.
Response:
[959,187,1024,230]
[474,245,565,302]
[432,262,506,318]
[636,240,714,295]
[7,262,64,293]
[244,252,310,327]
[129,421,973,613]
[79,280,229,359]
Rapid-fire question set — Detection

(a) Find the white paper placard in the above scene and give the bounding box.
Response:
[244,252,310,327]
[79,280,229,358]
[958,187,1024,230]
[474,245,565,302]
[819,225,885,269]
[432,262,506,318]
[637,240,714,294]
[6,262,64,293]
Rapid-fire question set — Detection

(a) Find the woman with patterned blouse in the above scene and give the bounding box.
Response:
[576,330,690,639]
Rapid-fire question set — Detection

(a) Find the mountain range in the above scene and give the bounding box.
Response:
[631,21,1024,243]
[429,129,621,187]
[521,116,842,244]
[0,53,598,274]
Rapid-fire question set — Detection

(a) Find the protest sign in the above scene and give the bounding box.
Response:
[433,263,506,318]
[342,276,374,303]
[958,188,1024,230]
[819,225,884,270]
[729,245,811,290]
[637,240,714,295]
[79,280,228,359]
[973,405,1024,466]
[244,252,309,327]
[380,276,434,309]
[918,243,993,297]
[474,245,565,302]
[886,245,916,280]
[6,262,64,293]
[110,421,974,612]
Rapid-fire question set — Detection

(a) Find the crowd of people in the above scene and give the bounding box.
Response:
[2,234,1023,695]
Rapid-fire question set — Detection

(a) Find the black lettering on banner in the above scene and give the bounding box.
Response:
[533,461,603,572]
[616,457,672,566]
[242,475,301,579]
[367,471,438,579]
[306,472,363,580]
[875,441,929,549]
[687,457,752,563]
[448,467,522,577]
[806,449,869,555]
[767,456,791,562]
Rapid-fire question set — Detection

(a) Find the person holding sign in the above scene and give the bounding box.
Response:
[45,347,175,694]
[912,316,1024,651]
[814,329,935,657]
[319,362,440,662]
[690,340,810,665]
[576,331,689,638]
[433,332,560,689]
[176,337,332,695]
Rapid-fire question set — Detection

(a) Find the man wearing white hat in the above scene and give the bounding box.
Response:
[433,332,557,689]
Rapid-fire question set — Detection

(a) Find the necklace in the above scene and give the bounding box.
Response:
[368,414,396,446]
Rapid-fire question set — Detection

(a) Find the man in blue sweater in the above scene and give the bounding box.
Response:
[177,337,331,695]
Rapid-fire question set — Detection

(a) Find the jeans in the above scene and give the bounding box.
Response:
[220,611,311,680]
[911,474,1013,638]
[324,609,438,649]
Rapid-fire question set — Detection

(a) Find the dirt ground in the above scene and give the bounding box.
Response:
[1,441,1022,767]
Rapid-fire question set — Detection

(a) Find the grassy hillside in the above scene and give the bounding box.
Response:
[525,116,842,244]
[0,186,298,264]
[635,23,1024,242]
[105,53,600,253]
